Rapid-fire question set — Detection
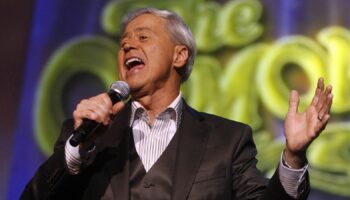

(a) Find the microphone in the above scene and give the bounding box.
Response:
[69,81,130,147]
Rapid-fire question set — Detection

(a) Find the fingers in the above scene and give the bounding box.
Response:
[73,93,113,129]
[288,90,300,114]
[310,78,333,115]
[317,77,325,91]
[309,79,333,137]
[112,102,125,115]
[313,77,332,120]
[311,77,324,107]
[318,85,333,120]
[320,113,330,127]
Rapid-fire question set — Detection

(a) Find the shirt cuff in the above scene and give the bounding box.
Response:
[65,135,83,175]
[278,152,308,199]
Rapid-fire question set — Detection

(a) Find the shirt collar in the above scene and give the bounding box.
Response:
[129,92,183,127]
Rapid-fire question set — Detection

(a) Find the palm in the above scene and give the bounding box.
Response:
[284,78,333,155]
[285,105,322,153]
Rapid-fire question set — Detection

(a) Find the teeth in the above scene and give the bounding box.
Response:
[125,57,142,68]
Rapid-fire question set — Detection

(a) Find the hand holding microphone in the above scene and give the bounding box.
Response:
[69,81,130,147]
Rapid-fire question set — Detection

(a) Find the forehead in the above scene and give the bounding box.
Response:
[123,13,168,33]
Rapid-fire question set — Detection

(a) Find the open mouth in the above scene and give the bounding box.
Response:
[125,57,145,70]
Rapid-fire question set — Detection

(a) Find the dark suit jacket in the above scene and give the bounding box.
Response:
[21,101,309,200]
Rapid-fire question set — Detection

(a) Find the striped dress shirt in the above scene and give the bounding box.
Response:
[64,93,305,198]
[129,94,182,171]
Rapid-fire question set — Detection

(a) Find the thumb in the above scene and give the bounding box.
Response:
[288,90,299,114]
[111,101,125,115]
[74,118,83,129]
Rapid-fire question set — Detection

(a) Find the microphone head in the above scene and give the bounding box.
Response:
[110,81,130,100]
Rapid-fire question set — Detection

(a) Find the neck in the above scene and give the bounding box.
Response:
[133,88,180,123]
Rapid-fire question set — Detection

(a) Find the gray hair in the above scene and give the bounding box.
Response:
[120,7,197,83]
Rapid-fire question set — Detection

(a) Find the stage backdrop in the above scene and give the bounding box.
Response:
[2,0,350,199]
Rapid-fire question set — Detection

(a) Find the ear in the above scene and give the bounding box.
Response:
[173,45,189,69]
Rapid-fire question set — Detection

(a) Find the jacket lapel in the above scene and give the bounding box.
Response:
[101,102,132,148]
[109,128,131,200]
[172,103,210,200]
[97,103,132,200]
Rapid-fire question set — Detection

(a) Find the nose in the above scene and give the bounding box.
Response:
[122,40,136,52]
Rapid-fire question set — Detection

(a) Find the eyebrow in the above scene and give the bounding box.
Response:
[121,27,154,39]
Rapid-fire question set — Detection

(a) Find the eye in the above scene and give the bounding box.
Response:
[139,35,148,41]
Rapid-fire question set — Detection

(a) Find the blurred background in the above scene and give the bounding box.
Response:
[1,0,350,199]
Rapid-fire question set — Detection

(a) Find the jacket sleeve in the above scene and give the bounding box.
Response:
[20,119,88,200]
[262,166,310,200]
[231,124,269,199]
[231,125,310,200]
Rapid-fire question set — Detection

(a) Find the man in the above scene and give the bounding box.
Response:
[21,7,333,200]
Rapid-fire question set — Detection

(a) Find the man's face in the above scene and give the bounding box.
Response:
[117,13,178,96]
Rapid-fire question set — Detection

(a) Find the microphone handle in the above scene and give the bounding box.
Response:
[69,119,99,147]
[69,90,123,147]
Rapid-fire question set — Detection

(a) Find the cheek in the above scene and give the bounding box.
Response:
[149,45,173,65]
[117,53,124,71]
[148,45,159,54]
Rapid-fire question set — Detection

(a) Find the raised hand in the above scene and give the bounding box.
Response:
[283,77,333,168]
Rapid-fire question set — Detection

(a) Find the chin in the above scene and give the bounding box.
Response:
[126,81,143,93]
